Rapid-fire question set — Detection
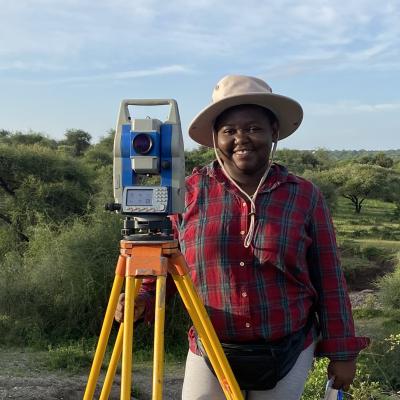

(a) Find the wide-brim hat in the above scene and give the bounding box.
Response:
[189,75,303,147]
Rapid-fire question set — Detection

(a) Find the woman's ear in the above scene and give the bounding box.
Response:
[272,125,279,143]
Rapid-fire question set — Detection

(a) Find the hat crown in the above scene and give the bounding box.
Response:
[212,75,273,103]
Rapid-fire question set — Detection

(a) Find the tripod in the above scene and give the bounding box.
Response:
[83,225,244,399]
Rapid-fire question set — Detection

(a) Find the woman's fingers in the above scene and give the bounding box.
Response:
[115,293,146,323]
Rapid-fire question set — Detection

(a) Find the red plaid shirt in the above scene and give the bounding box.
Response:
[140,162,369,360]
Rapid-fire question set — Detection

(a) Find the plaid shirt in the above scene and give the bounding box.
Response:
[140,161,369,360]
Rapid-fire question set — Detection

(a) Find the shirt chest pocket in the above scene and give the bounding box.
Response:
[253,217,310,274]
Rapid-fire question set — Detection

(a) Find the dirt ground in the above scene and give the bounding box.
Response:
[0,348,184,400]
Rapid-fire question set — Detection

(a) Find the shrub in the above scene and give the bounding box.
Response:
[361,246,387,262]
[380,229,400,241]
[302,358,328,399]
[302,358,385,400]
[358,332,400,392]
[0,210,191,353]
[352,229,369,237]
[339,239,362,254]
[0,212,122,345]
[301,169,338,212]
[377,255,400,310]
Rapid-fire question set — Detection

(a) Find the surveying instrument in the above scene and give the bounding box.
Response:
[83,99,243,399]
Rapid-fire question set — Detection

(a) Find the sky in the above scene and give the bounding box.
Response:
[0,0,399,151]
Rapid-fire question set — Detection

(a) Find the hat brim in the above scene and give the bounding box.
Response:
[188,93,303,147]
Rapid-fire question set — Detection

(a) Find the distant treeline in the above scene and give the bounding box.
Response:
[324,149,400,161]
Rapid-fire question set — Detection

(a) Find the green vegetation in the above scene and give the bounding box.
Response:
[1,130,400,397]
[377,254,400,311]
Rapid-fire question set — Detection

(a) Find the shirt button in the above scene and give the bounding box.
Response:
[240,230,245,235]
[242,202,246,207]
[239,261,245,267]
[242,292,247,297]
[245,322,251,328]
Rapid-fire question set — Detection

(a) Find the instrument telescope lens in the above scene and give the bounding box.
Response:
[132,134,153,154]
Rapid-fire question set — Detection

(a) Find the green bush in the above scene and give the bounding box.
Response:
[377,255,400,310]
[0,209,191,353]
[301,358,328,400]
[0,212,122,345]
[362,246,387,262]
[302,358,388,400]
[301,169,338,212]
[358,332,400,392]
[339,239,362,256]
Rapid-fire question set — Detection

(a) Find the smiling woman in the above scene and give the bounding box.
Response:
[117,75,370,400]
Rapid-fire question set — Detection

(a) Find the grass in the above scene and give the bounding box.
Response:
[333,197,400,247]
[352,239,400,252]
[330,197,400,290]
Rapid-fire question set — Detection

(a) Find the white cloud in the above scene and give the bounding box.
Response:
[0,60,70,72]
[307,101,400,116]
[7,64,191,84]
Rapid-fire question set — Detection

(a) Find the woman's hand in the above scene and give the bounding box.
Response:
[114,293,146,323]
[327,359,357,391]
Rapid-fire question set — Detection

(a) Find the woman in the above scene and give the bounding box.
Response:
[116,75,369,400]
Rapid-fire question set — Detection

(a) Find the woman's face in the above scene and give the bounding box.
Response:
[214,105,278,180]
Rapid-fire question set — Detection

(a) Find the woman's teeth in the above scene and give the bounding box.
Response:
[235,150,250,154]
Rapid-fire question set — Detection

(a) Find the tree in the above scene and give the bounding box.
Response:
[0,130,57,149]
[324,163,400,213]
[83,129,114,169]
[0,129,11,138]
[275,149,326,174]
[61,129,92,156]
[302,170,338,211]
[0,143,95,241]
[358,152,394,168]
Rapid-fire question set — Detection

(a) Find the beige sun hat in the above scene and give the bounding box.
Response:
[189,75,303,147]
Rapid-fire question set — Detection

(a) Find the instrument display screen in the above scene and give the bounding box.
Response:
[126,189,153,206]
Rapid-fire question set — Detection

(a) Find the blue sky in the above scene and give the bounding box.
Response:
[0,0,399,150]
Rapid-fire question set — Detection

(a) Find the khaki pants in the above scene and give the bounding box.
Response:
[181,342,315,400]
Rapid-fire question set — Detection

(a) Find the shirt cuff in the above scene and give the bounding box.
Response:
[315,336,370,360]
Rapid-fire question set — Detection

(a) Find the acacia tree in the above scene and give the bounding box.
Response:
[0,143,95,242]
[301,169,338,211]
[358,152,394,168]
[324,163,400,213]
[60,129,92,156]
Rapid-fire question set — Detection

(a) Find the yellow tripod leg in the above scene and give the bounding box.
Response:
[84,256,125,400]
[121,273,136,400]
[100,279,143,400]
[172,273,244,400]
[100,323,123,400]
[152,275,166,400]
